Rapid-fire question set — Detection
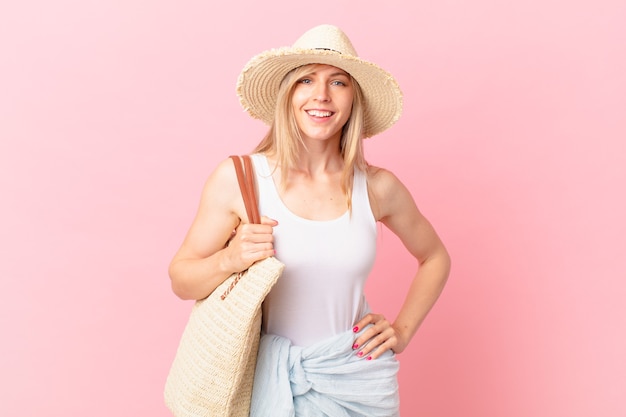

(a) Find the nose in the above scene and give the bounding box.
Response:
[313,83,330,102]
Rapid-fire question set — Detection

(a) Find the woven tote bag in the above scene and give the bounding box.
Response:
[164,155,284,417]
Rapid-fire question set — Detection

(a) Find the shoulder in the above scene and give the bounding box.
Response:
[365,164,416,221]
[204,157,239,192]
[365,164,407,200]
[198,157,245,218]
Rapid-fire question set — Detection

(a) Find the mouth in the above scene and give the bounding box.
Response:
[306,109,334,118]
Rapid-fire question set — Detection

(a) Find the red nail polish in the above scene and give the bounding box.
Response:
[366,356,372,361]
[357,351,364,357]
[352,326,359,333]
[352,343,359,349]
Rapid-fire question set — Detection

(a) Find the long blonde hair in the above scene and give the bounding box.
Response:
[253,65,367,211]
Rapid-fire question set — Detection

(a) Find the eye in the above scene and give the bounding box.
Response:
[331,79,348,87]
[298,78,312,84]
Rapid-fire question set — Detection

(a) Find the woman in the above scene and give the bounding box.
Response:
[169,24,450,416]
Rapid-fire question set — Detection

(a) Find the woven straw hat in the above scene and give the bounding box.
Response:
[236,24,403,138]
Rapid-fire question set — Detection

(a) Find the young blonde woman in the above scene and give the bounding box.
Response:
[169,24,451,416]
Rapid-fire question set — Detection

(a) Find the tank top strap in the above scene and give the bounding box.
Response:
[249,153,276,201]
[352,165,377,228]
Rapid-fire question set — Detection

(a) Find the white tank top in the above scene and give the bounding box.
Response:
[251,153,377,347]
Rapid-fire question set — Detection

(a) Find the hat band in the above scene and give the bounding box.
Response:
[315,47,342,54]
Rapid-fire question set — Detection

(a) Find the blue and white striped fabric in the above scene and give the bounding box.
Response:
[250,328,400,417]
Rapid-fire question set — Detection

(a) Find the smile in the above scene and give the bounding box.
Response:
[306,110,333,118]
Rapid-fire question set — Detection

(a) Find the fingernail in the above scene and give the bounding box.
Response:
[352,343,359,350]
[366,356,372,361]
[352,326,359,333]
[357,351,364,357]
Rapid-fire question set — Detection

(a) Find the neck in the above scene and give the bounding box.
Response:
[295,133,343,171]
[294,148,343,176]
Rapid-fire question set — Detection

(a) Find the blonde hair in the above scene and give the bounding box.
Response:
[253,65,367,211]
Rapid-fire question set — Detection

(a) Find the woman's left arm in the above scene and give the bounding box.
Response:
[353,167,451,360]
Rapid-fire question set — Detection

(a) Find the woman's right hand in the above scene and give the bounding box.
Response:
[222,216,278,273]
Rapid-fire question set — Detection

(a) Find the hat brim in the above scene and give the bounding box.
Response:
[237,48,402,138]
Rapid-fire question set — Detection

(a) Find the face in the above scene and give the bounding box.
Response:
[290,64,354,144]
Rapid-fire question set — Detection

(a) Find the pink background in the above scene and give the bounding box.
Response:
[2,1,625,416]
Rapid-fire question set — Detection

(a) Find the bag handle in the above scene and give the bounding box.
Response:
[230,155,261,224]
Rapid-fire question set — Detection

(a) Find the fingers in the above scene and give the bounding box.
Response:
[227,217,277,270]
[351,313,398,361]
[237,216,278,241]
[261,216,279,226]
[237,223,274,244]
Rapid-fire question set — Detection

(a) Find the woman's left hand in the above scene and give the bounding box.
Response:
[351,313,408,360]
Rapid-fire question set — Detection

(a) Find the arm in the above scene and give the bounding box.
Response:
[353,167,451,359]
[168,157,277,300]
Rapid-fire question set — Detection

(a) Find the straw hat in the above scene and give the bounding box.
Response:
[236,24,403,138]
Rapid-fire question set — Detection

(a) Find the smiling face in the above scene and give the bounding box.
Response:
[290,64,355,144]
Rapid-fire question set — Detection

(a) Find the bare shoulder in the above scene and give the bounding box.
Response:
[197,156,247,222]
[366,164,404,194]
[366,164,415,220]
[205,157,239,189]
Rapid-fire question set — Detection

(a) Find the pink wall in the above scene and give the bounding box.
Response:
[2,1,624,416]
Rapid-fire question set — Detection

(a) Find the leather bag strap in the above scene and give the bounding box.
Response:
[230,155,261,224]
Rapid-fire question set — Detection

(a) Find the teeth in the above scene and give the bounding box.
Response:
[307,110,332,117]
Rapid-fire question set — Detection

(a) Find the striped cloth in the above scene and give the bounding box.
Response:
[250,327,400,417]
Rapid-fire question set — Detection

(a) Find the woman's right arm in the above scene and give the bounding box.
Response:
[168,157,276,300]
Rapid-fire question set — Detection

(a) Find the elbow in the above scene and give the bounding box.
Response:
[439,246,452,284]
[421,245,452,286]
[168,262,196,301]
[442,247,452,277]
[170,280,194,301]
